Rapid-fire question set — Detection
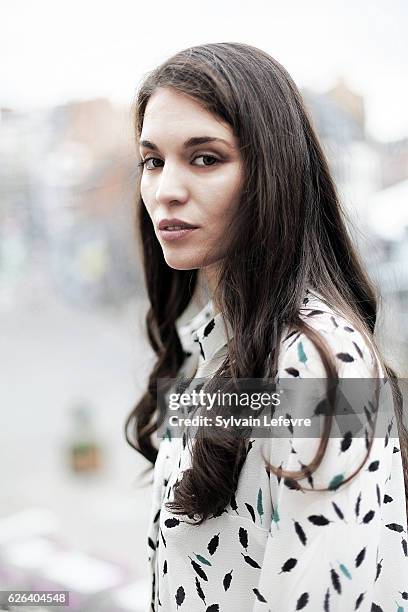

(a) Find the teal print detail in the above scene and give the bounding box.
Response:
[195,553,212,566]
[272,506,280,530]
[297,341,308,364]
[257,488,264,524]
[328,473,345,490]
[338,562,352,579]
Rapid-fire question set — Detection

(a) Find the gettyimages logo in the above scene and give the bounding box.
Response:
[156,376,397,440]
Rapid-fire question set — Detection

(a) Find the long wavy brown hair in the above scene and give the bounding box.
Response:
[124,41,408,524]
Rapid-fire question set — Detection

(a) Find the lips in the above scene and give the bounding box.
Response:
[158,218,198,230]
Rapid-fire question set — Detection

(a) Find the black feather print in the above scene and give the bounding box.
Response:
[343,325,354,332]
[340,430,352,453]
[197,339,205,359]
[253,587,267,602]
[364,427,370,450]
[355,492,362,519]
[336,352,354,363]
[361,509,375,524]
[298,460,314,488]
[385,522,405,533]
[165,517,180,528]
[279,557,298,573]
[371,604,384,612]
[240,552,261,568]
[376,484,381,507]
[293,520,307,545]
[331,315,338,328]
[223,569,233,591]
[160,527,167,548]
[330,568,341,594]
[246,439,255,455]
[188,556,208,581]
[375,558,383,581]
[355,546,366,567]
[323,587,330,612]
[354,592,365,609]
[352,340,363,358]
[400,591,408,600]
[245,503,256,523]
[285,366,300,377]
[182,431,186,450]
[314,398,331,416]
[393,445,400,453]
[295,592,309,609]
[153,508,161,523]
[308,514,332,526]
[205,605,219,612]
[195,577,206,604]
[284,477,302,491]
[368,460,380,472]
[175,585,185,608]
[207,533,220,555]
[203,318,215,337]
[239,527,248,551]
[148,537,156,551]
[306,309,324,317]
[383,494,393,503]
[331,501,346,522]
[363,405,373,429]
[163,560,167,576]
[402,537,408,557]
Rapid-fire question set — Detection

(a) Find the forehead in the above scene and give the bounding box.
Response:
[141,87,234,141]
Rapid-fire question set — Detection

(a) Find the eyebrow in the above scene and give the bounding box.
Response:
[139,136,234,151]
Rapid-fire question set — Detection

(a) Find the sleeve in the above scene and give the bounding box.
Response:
[252,313,394,611]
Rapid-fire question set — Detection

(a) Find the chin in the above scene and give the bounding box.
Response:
[162,252,203,271]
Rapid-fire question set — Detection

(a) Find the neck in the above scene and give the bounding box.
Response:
[198,264,221,315]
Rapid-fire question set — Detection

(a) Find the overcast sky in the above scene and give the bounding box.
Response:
[2,0,407,142]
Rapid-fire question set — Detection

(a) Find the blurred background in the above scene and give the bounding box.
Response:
[1,0,407,610]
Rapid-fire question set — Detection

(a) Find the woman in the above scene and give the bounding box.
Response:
[125,42,408,611]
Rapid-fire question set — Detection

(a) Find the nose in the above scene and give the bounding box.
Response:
[155,162,189,206]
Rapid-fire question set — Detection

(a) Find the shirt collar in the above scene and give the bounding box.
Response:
[188,287,321,363]
[191,302,233,363]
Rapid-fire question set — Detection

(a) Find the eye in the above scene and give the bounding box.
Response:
[137,154,220,171]
[193,154,219,167]
[137,157,163,170]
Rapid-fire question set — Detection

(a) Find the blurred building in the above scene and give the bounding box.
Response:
[0,100,144,311]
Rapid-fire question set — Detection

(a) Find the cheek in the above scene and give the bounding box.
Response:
[210,179,242,224]
[140,178,153,214]
[203,165,242,205]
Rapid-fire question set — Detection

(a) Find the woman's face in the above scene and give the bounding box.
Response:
[139,87,245,271]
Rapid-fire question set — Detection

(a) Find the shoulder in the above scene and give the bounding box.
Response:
[278,289,382,379]
[272,291,390,490]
